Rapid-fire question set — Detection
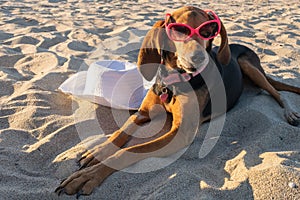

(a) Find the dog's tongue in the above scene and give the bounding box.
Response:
[160,93,168,102]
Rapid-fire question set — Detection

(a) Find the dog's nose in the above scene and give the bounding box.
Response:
[191,54,205,63]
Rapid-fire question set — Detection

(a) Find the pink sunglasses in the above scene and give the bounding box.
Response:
[165,10,221,42]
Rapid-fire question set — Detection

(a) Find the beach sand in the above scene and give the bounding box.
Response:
[0,0,300,199]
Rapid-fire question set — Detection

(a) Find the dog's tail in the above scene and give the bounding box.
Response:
[267,76,300,94]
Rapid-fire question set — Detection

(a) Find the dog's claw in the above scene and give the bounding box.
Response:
[286,112,300,126]
[55,187,65,196]
[76,158,84,167]
[79,164,87,170]
[76,191,83,199]
[284,108,300,126]
[77,156,86,164]
[78,155,95,170]
[59,178,67,185]
[77,156,89,169]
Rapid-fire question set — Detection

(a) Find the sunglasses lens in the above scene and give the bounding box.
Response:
[168,25,191,41]
[199,22,219,39]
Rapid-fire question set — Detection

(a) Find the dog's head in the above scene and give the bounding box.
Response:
[137,6,231,81]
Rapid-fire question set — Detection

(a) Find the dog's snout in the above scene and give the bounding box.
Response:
[191,54,205,63]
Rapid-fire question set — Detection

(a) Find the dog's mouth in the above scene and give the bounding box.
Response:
[177,56,208,74]
[177,57,197,73]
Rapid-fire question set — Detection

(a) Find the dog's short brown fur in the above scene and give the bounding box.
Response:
[56,6,300,197]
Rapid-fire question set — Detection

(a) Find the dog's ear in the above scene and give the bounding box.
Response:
[137,20,169,81]
[216,21,231,65]
[206,39,213,52]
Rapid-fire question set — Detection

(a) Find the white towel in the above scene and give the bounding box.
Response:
[59,60,152,110]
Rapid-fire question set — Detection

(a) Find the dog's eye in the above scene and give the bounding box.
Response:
[199,22,219,38]
[200,30,212,38]
[171,25,191,36]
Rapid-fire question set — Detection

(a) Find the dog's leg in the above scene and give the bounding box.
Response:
[266,76,300,94]
[56,91,201,196]
[78,112,150,168]
[79,89,161,168]
[238,55,300,126]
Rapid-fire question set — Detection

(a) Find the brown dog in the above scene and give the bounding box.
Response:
[56,6,300,197]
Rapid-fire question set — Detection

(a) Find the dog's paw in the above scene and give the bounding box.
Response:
[284,109,300,126]
[78,154,100,170]
[55,164,114,198]
[55,167,100,197]
[78,143,119,169]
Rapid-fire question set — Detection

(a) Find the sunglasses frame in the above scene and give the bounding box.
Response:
[165,10,221,42]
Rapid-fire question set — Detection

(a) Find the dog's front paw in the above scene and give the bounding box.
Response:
[284,109,300,126]
[79,143,119,169]
[55,164,115,198]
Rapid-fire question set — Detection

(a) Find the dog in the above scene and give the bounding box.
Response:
[56,6,300,197]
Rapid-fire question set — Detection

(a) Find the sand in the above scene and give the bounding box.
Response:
[0,0,300,199]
